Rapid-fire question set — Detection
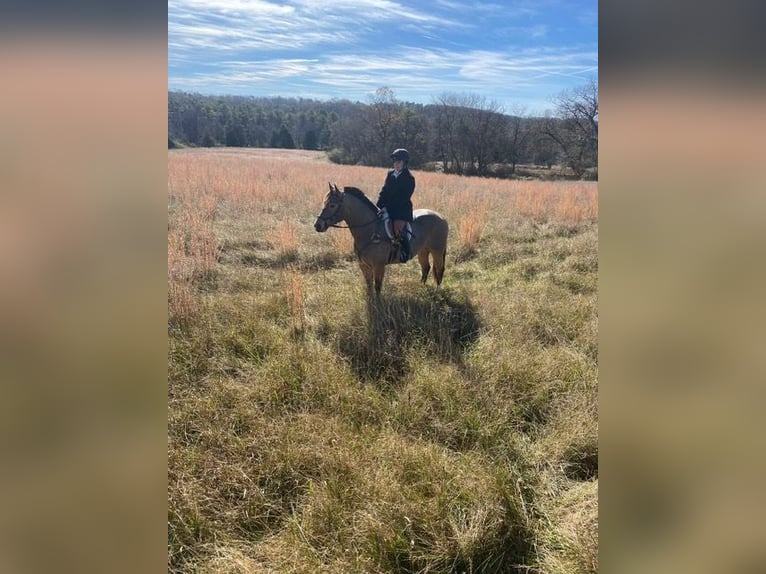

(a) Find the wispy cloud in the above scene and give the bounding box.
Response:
[169,43,596,112]
[169,0,465,55]
[168,0,597,112]
[170,0,295,16]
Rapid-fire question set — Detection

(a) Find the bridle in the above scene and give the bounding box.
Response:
[318,193,379,229]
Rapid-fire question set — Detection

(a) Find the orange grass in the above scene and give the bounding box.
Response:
[167,148,598,319]
[449,193,492,252]
[168,167,219,321]
[167,234,197,320]
[330,225,356,256]
[274,220,298,259]
[284,266,306,336]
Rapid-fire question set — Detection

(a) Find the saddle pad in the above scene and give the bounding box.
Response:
[379,209,412,240]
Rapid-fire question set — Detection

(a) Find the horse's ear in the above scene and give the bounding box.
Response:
[328,182,333,192]
[332,183,340,193]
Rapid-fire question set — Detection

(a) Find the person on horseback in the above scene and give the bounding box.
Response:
[376,148,415,262]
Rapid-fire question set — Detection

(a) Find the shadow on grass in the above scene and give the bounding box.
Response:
[563,443,599,481]
[334,288,482,388]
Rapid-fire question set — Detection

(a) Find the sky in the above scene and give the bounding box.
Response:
[168,0,597,115]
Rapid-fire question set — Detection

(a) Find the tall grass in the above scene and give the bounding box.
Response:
[284,266,307,337]
[168,148,598,573]
[274,220,299,261]
[168,175,219,322]
[451,194,491,258]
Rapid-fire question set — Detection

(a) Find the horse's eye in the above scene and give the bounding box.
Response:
[327,203,337,209]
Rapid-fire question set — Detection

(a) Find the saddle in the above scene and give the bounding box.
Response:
[373,208,412,263]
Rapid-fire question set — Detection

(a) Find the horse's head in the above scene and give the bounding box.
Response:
[314,182,344,232]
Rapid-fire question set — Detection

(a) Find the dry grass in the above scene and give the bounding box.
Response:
[167,176,219,321]
[167,149,597,323]
[284,266,306,336]
[168,148,598,573]
[330,226,356,257]
[450,194,491,257]
[274,220,298,260]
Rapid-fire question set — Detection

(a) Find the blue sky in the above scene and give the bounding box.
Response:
[168,0,597,114]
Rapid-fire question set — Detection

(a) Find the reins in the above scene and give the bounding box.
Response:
[329,216,379,229]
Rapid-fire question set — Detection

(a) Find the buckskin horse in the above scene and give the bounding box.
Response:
[314,183,449,297]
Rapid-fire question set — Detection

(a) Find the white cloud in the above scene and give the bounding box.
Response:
[169,0,294,16]
[168,0,466,57]
[168,0,597,112]
[169,44,596,111]
[291,0,459,25]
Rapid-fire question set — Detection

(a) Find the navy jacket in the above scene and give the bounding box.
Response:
[376,168,416,222]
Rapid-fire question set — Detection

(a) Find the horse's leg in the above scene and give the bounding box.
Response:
[417,249,431,284]
[432,250,446,289]
[359,261,374,297]
[373,264,386,296]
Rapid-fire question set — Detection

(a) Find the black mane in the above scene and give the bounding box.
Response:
[343,186,379,214]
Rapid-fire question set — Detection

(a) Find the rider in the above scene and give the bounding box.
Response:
[376,148,415,262]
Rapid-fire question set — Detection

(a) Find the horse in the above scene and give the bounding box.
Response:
[314,183,449,297]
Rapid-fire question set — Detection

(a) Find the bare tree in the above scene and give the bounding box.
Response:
[329,107,370,164]
[542,79,598,177]
[501,105,533,175]
[366,87,401,163]
[432,93,504,175]
[392,106,428,167]
[432,93,466,174]
[464,95,505,176]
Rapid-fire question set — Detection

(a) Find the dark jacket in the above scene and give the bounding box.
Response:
[376,168,415,222]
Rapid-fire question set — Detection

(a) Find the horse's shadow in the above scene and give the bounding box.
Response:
[335,289,481,387]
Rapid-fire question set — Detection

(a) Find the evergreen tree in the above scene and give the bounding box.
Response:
[225,123,244,147]
[302,129,318,150]
[201,130,215,147]
[276,125,295,149]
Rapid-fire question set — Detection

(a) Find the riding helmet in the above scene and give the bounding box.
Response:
[390,148,410,162]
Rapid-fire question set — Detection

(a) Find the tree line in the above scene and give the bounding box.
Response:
[168,80,597,179]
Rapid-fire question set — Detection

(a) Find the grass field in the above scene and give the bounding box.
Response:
[168,148,598,573]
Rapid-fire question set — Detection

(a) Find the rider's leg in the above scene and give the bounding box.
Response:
[393,220,410,261]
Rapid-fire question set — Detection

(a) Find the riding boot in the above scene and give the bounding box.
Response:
[399,233,410,262]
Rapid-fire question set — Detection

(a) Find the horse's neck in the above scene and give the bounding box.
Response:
[342,194,379,237]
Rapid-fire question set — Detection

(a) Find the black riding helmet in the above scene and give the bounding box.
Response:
[390,148,410,162]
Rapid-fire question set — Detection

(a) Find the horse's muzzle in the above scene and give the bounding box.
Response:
[314,218,327,232]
